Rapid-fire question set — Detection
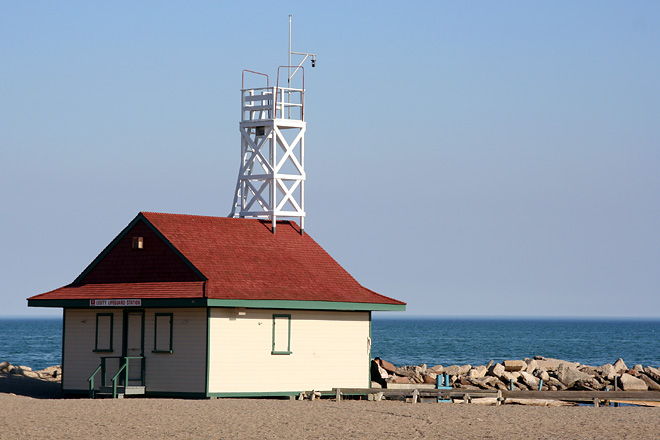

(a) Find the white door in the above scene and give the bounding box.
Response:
[123,311,144,383]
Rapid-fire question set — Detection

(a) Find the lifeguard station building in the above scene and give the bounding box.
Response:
[28,66,405,398]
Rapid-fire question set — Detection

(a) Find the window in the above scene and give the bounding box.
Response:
[271,314,292,355]
[94,313,113,352]
[153,313,173,353]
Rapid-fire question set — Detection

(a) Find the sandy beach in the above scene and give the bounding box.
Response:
[2,374,660,440]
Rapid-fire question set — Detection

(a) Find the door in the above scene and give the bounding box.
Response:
[122,310,144,384]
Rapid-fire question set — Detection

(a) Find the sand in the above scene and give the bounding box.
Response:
[1,375,659,439]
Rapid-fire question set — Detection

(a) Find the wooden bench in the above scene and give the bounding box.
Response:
[332,387,503,404]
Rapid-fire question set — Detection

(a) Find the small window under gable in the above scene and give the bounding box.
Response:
[94,313,113,352]
[272,314,292,355]
[153,313,173,353]
[132,236,144,249]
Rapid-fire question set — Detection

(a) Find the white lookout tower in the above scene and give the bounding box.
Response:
[229,18,315,234]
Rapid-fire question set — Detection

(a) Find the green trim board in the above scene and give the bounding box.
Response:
[93,313,113,352]
[368,311,372,388]
[63,389,209,399]
[62,389,91,397]
[208,391,301,398]
[61,309,66,394]
[28,298,207,308]
[72,213,207,285]
[205,307,211,397]
[147,391,208,399]
[29,298,406,311]
[152,313,173,353]
[271,314,292,355]
[205,299,405,311]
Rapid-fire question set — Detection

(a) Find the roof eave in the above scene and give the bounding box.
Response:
[28,298,406,312]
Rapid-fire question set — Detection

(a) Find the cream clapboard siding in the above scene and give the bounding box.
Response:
[62,308,123,391]
[62,308,207,394]
[143,308,206,394]
[208,309,370,393]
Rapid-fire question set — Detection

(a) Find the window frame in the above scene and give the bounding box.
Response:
[271,314,292,355]
[152,313,173,353]
[93,313,114,352]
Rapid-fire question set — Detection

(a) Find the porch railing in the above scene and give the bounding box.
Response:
[88,356,144,399]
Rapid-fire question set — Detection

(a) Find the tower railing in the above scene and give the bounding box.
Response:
[241,86,304,122]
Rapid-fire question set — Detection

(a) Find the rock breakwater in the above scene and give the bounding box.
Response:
[0,361,61,381]
[378,356,660,392]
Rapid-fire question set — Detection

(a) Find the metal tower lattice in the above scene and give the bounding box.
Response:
[229,68,307,233]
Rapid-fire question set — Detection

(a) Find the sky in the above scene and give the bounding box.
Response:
[1,1,659,318]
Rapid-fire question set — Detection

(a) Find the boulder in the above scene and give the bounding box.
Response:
[36,365,62,379]
[499,371,517,384]
[639,374,660,391]
[428,364,443,373]
[633,364,644,372]
[411,373,425,383]
[469,376,498,390]
[422,374,437,385]
[467,365,488,379]
[458,364,472,376]
[557,363,592,389]
[454,382,480,390]
[503,360,526,372]
[489,363,505,378]
[535,358,578,371]
[395,365,425,378]
[520,371,540,389]
[10,366,32,375]
[572,379,595,391]
[379,359,397,374]
[644,366,660,383]
[598,363,617,380]
[579,365,598,376]
[391,375,411,384]
[547,377,567,390]
[22,370,41,379]
[613,358,628,373]
[443,364,471,377]
[525,359,539,374]
[0,361,11,372]
[619,373,648,391]
[534,369,550,382]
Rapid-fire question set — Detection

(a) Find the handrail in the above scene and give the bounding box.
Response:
[88,356,123,398]
[111,362,127,399]
[276,66,305,121]
[110,356,144,399]
[88,365,102,399]
[242,70,269,89]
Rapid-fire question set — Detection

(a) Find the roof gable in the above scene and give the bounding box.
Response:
[75,214,205,285]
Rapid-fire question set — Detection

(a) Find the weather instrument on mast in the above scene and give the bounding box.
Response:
[229,16,316,234]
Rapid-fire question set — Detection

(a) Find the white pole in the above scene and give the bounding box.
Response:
[288,15,292,87]
[288,15,292,118]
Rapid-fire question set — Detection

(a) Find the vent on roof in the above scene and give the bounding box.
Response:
[132,237,144,250]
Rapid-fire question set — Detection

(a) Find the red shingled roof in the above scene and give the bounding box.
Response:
[29,212,405,306]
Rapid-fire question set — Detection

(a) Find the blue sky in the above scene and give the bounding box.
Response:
[1,1,658,318]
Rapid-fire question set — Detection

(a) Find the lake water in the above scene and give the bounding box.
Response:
[1,317,659,371]
[371,317,660,368]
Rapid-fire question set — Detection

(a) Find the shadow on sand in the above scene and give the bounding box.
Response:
[0,373,64,399]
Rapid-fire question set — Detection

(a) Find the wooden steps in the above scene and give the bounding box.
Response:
[96,385,146,398]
